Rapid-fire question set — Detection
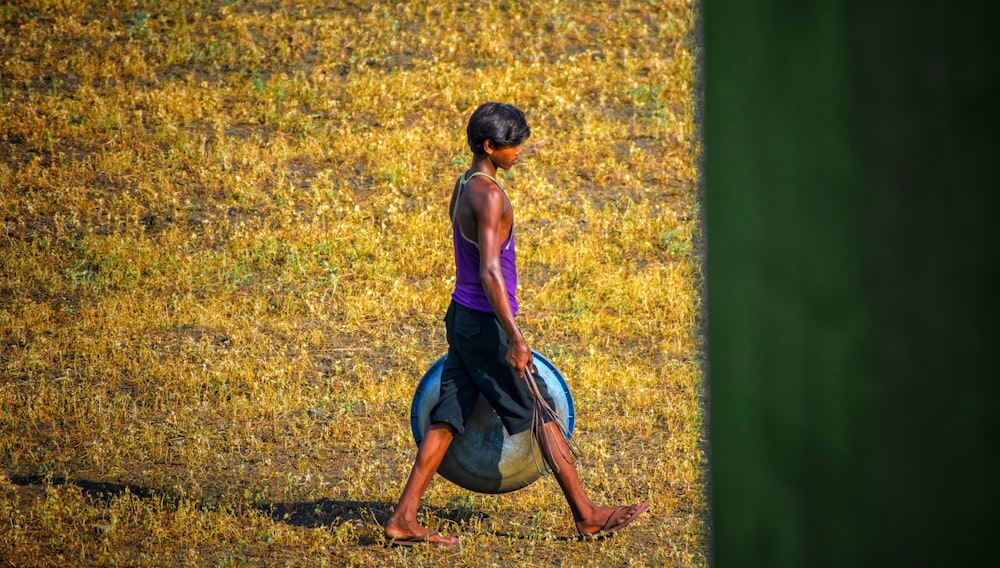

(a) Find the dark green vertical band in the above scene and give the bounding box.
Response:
[703,1,998,565]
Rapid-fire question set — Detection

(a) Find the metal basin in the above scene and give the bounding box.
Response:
[410,350,575,494]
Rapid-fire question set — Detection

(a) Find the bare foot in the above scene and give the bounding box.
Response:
[384,520,460,547]
[576,501,649,540]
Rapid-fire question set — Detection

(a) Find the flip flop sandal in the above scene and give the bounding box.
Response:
[580,501,650,541]
[388,530,460,547]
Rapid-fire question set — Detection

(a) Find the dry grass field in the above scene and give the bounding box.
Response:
[0,0,703,565]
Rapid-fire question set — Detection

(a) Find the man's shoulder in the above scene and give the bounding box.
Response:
[463,176,506,208]
[464,173,502,193]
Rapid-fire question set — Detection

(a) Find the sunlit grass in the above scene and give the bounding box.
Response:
[1,0,703,565]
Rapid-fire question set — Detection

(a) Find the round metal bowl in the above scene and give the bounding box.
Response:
[410,350,575,494]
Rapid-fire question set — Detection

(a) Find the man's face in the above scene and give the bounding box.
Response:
[490,143,523,170]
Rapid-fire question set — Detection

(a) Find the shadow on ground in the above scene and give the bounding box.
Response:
[254,498,586,543]
[256,498,489,525]
[8,474,158,501]
[254,498,494,545]
[7,474,576,544]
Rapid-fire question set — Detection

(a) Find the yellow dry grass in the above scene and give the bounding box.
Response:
[1,1,704,565]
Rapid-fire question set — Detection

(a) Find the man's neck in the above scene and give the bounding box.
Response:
[470,153,498,177]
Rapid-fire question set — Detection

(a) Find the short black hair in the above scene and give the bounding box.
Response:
[466,102,531,155]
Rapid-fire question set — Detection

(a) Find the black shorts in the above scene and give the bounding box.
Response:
[429,301,557,436]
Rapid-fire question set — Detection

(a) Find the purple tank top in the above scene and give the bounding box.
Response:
[450,171,518,316]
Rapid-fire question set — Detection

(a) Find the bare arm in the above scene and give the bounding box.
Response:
[473,185,533,376]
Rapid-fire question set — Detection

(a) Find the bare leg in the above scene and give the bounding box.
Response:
[535,420,648,538]
[384,423,460,545]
